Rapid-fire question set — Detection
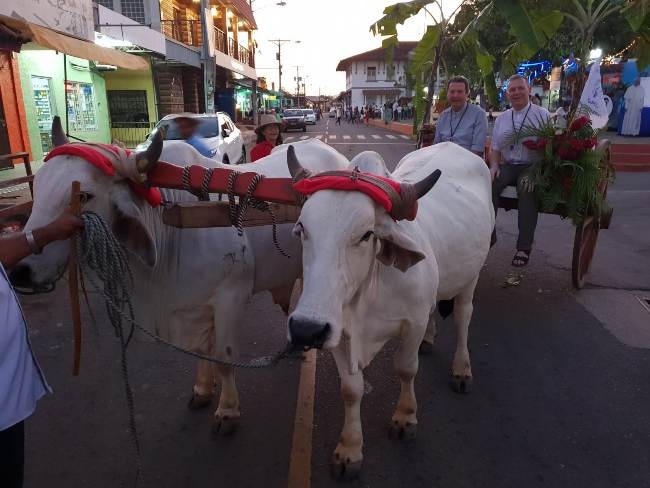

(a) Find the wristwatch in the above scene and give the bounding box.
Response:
[25,230,42,255]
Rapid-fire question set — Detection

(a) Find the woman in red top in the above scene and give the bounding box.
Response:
[250,114,282,162]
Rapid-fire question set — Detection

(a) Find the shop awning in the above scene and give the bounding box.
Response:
[0,15,148,70]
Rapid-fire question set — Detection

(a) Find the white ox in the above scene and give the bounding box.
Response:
[11,123,349,434]
[286,142,494,478]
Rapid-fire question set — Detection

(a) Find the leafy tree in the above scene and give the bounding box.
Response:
[370,0,650,129]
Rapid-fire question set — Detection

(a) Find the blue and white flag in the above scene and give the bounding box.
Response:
[579,59,609,129]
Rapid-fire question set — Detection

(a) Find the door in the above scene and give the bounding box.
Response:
[0,94,11,157]
[31,76,57,154]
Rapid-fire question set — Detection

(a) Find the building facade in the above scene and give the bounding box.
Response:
[336,42,417,109]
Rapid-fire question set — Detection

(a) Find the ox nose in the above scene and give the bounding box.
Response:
[289,316,331,349]
[8,264,33,288]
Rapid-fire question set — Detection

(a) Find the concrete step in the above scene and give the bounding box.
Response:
[610,144,650,172]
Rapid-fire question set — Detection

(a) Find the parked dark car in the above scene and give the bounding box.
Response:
[281,108,307,132]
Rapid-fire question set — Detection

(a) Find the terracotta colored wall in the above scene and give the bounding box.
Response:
[0,51,32,161]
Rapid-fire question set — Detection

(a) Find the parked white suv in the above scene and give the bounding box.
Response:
[137,112,245,164]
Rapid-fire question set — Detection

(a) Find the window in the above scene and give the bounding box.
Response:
[120,0,146,24]
[367,67,376,81]
[107,90,149,124]
[65,82,97,132]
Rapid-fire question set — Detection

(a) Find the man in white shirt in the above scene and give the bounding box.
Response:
[1,208,83,487]
[490,74,551,267]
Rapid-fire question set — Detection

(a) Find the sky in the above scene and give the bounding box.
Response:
[251,0,461,97]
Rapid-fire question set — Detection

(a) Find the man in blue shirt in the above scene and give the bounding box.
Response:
[434,76,488,156]
[1,208,83,487]
[176,116,213,158]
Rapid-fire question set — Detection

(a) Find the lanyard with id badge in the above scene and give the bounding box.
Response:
[509,104,532,162]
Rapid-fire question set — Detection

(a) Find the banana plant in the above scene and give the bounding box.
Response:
[370,0,650,129]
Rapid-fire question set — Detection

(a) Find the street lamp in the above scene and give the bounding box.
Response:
[269,39,301,110]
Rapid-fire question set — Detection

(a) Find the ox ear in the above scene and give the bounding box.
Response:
[110,184,157,267]
[374,215,426,272]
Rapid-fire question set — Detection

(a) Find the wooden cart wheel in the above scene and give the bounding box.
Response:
[571,215,600,289]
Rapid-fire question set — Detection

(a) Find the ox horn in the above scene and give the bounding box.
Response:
[413,169,442,199]
[52,116,69,147]
[287,145,312,182]
[136,130,163,173]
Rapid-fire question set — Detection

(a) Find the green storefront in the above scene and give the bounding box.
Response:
[19,51,111,160]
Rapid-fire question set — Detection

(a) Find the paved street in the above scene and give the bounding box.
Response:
[19,117,650,488]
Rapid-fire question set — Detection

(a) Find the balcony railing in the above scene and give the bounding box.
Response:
[214,26,226,54]
[238,44,250,67]
[160,19,202,47]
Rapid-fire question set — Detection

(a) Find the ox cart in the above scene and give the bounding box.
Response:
[492,139,613,289]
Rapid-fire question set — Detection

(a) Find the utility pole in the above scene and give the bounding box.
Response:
[269,39,300,111]
[269,39,290,111]
[295,66,301,108]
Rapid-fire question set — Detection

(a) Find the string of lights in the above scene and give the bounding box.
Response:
[603,38,637,63]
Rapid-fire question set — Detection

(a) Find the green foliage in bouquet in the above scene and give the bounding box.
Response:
[508,110,613,226]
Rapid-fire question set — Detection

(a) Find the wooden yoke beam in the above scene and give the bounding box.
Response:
[146,162,299,206]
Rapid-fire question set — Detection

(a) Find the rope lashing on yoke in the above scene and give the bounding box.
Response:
[74,211,298,486]
[179,166,290,257]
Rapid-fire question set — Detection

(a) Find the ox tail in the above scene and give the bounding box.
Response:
[437,299,455,319]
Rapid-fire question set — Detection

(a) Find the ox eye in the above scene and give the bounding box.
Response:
[79,192,94,204]
[360,230,374,242]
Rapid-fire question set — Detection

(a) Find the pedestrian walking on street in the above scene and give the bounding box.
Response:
[0,208,84,488]
[251,114,283,162]
[433,75,488,156]
[397,104,403,120]
[353,106,360,124]
[489,74,551,267]
[364,105,370,125]
[335,106,342,125]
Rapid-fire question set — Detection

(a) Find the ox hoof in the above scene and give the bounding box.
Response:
[212,415,240,436]
[418,340,434,355]
[388,420,417,441]
[450,374,473,394]
[187,391,213,410]
[331,454,363,481]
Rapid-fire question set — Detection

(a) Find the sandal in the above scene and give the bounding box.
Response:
[511,250,530,267]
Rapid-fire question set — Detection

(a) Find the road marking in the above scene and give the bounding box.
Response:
[357,135,366,139]
[329,134,337,140]
[399,134,411,139]
[285,136,296,142]
[287,349,317,488]
[386,134,397,139]
[343,135,351,140]
[371,135,381,139]
[300,135,309,140]
[314,135,322,140]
